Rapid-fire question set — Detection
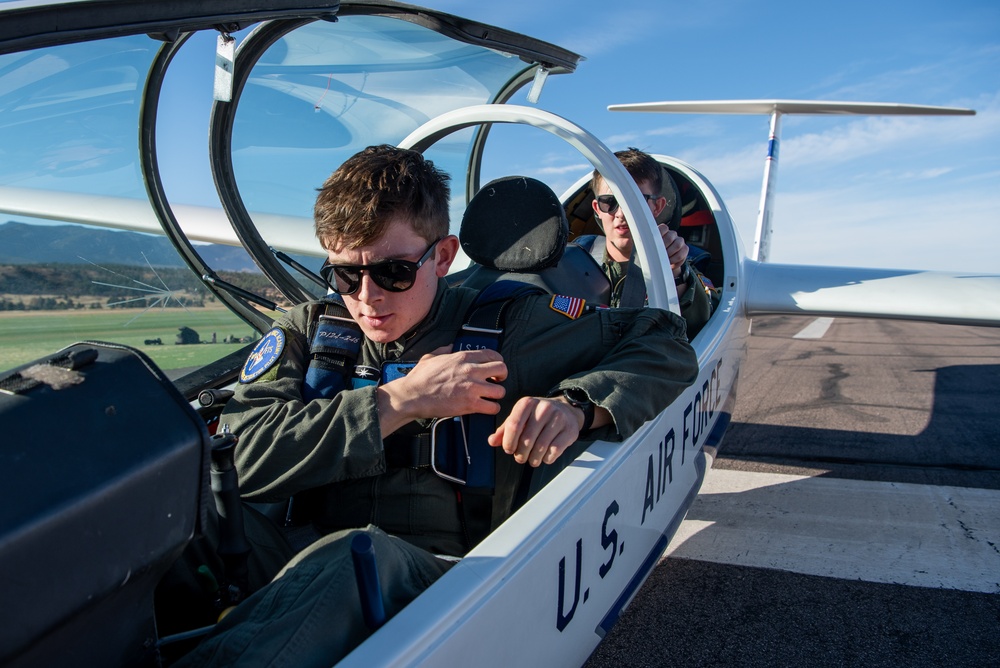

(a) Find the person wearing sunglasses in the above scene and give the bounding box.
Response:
[580,148,713,338]
[177,145,697,666]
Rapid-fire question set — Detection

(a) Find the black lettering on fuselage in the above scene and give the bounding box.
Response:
[599,501,619,578]
[715,359,723,409]
[693,392,702,445]
[556,539,583,632]
[660,428,675,495]
[682,402,692,465]
[641,456,655,525]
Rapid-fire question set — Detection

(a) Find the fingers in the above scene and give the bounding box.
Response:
[489,397,581,467]
[658,224,689,272]
[451,348,509,383]
[393,348,508,421]
[419,346,503,368]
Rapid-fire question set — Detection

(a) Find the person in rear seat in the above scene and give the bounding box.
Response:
[576,147,713,338]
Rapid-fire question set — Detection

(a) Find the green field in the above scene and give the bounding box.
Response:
[0,307,259,372]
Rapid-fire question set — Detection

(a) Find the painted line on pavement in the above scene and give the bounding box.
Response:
[664,468,1000,593]
[792,317,834,339]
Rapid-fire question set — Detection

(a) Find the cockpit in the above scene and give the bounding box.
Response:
[0,2,727,666]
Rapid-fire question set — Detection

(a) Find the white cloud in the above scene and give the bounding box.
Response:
[677,144,763,189]
[819,45,1000,103]
[671,95,1000,274]
[534,162,592,176]
[604,131,643,146]
[765,183,1000,273]
[781,110,992,172]
[646,118,726,139]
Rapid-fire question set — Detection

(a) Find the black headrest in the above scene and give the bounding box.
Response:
[656,165,682,230]
[460,176,568,272]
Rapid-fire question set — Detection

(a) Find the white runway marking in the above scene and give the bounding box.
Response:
[792,317,834,339]
[664,468,1000,593]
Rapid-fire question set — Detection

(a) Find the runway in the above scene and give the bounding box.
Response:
[586,316,1000,667]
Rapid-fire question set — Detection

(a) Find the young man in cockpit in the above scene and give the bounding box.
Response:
[579,147,713,337]
[175,144,698,665]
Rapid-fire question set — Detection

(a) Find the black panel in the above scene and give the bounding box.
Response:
[0,342,209,666]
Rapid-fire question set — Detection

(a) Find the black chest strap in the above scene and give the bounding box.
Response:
[450,280,545,493]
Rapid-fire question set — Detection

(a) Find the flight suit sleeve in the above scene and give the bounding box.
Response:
[221,308,385,503]
[501,298,699,442]
[678,267,713,339]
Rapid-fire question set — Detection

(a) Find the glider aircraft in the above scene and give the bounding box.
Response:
[1,1,998,666]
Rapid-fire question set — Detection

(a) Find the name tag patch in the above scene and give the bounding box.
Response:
[381,361,416,385]
[312,315,362,357]
[240,328,285,383]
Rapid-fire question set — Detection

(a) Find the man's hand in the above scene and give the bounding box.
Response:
[487,396,583,467]
[377,346,507,436]
[658,224,689,278]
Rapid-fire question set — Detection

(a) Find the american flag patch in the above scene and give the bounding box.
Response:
[549,294,586,319]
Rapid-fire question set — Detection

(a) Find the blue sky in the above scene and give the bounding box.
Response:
[3,0,996,274]
[431,0,999,273]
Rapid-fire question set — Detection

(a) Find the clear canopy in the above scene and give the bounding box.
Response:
[0,8,567,372]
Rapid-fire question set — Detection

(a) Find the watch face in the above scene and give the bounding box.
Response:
[563,388,590,406]
[675,263,691,285]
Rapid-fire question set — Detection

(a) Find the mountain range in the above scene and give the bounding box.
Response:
[0,221,260,272]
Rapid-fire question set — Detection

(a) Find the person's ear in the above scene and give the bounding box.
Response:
[650,196,668,218]
[433,234,460,277]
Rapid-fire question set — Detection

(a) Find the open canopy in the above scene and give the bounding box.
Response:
[0,0,581,325]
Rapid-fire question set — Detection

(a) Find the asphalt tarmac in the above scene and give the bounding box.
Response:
[586,316,1000,667]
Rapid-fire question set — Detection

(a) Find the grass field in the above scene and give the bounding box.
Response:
[0,306,259,372]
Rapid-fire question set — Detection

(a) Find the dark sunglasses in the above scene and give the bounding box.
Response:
[595,192,657,215]
[320,238,441,295]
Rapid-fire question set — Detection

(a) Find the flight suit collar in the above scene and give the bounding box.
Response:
[366,279,475,362]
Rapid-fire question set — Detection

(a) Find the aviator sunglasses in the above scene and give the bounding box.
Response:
[595,192,657,215]
[320,238,442,295]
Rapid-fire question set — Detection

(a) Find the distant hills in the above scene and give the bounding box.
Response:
[0,221,259,272]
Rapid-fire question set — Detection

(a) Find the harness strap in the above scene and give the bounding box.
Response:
[583,234,604,266]
[578,234,646,307]
[452,280,546,494]
[288,297,363,526]
[619,247,647,308]
[302,297,363,401]
[383,432,432,469]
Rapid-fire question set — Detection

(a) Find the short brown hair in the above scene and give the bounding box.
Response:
[314,145,451,250]
[590,147,663,195]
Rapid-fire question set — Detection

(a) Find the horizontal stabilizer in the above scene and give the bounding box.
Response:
[608,99,976,116]
[746,262,1000,327]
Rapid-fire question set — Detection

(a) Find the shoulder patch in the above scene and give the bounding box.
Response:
[240,327,286,383]
[548,294,586,320]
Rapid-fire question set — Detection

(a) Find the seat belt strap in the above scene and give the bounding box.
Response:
[289,297,365,525]
[619,246,648,308]
[451,280,546,493]
[579,234,646,307]
[302,296,363,401]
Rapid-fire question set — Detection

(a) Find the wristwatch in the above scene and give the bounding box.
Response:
[674,261,691,286]
[561,388,595,434]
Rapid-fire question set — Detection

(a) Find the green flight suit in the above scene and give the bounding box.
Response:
[178,279,697,666]
[223,279,697,554]
[603,257,713,337]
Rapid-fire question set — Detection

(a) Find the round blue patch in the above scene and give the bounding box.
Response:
[240,328,285,383]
